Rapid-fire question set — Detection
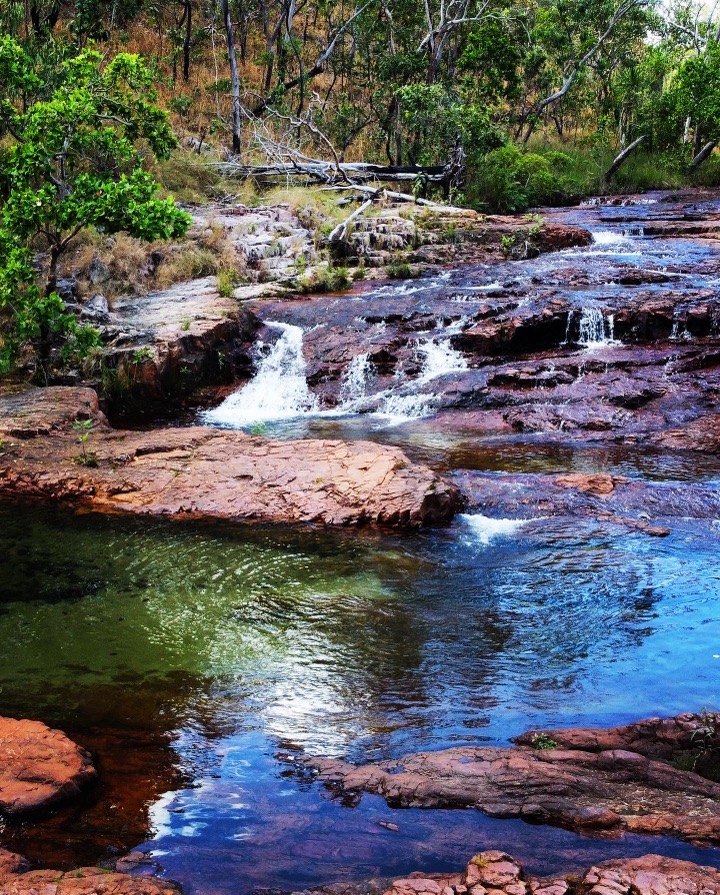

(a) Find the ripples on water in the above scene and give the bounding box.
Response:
[1,499,720,887]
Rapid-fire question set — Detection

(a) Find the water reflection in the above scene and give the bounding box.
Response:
[1,499,720,886]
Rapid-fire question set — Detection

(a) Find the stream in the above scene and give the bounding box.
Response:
[2,192,720,894]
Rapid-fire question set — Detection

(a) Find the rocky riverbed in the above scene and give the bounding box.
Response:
[3,189,720,895]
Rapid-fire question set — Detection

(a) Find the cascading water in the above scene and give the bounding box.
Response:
[340,353,374,406]
[565,307,619,349]
[202,322,317,426]
[416,337,468,383]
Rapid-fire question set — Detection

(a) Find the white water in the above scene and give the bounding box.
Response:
[340,353,374,406]
[565,307,620,349]
[202,322,317,426]
[462,514,535,545]
[416,338,468,383]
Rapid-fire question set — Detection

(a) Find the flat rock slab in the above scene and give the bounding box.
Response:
[301,713,720,843]
[0,717,96,816]
[0,388,461,528]
[384,851,720,895]
[0,865,181,895]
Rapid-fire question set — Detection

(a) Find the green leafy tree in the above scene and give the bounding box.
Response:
[0,38,191,375]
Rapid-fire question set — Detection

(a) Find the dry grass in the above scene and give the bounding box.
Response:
[60,215,247,303]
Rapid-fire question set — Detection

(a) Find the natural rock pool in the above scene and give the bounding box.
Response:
[1,487,719,891]
[3,191,720,894]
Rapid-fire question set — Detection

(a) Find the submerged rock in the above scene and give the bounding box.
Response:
[298,713,720,844]
[0,387,461,529]
[0,717,96,816]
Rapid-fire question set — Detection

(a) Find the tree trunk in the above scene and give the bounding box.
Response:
[183,0,192,82]
[690,141,717,168]
[219,0,242,154]
[603,134,646,180]
[694,124,704,158]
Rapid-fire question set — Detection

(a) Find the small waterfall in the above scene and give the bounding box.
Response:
[565,307,620,349]
[578,307,606,345]
[579,306,620,348]
[670,308,691,341]
[340,353,373,406]
[416,338,467,382]
[203,322,317,426]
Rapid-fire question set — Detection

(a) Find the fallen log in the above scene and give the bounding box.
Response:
[210,160,447,184]
[328,198,373,243]
[690,140,718,168]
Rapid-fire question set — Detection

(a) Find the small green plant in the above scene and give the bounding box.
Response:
[530,733,558,750]
[73,419,98,467]
[0,438,6,454]
[132,346,154,364]
[500,234,517,257]
[293,254,308,276]
[180,318,191,331]
[387,262,415,279]
[217,268,241,297]
[444,223,459,243]
[249,422,267,436]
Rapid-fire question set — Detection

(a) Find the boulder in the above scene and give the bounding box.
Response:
[0,717,96,816]
[0,388,461,529]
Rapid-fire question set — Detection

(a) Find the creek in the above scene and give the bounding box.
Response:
[3,191,720,894]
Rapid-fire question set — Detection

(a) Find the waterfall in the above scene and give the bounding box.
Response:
[416,338,467,382]
[202,322,317,426]
[340,353,374,407]
[575,307,619,348]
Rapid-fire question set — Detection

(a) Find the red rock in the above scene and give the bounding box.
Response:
[383,851,720,895]
[0,717,96,816]
[0,868,181,895]
[301,713,720,843]
[0,388,461,529]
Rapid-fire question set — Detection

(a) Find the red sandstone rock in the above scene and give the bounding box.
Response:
[383,851,720,895]
[0,388,461,529]
[0,868,182,895]
[300,713,720,844]
[0,717,97,816]
[0,852,28,879]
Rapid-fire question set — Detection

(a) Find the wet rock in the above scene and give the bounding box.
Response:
[0,852,29,878]
[0,387,461,529]
[300,712,720,843]
[0,716,97,816]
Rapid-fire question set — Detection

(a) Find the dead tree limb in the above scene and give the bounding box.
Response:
[690,140,718,168]
[251,1,375,115]
[603,134,646,180]
[328,198,373,242]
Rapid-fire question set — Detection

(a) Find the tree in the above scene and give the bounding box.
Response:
[0,37,191,375]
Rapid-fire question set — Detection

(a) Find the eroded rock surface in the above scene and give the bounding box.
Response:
[383,851,720,895]
[0,387,460,528]
[0,865,181,895]
[0,718,96,816]
[299,713,720,843]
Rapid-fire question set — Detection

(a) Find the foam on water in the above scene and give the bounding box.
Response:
[462,514,536,545]
[202,322,317,426]
[416,337,468,382]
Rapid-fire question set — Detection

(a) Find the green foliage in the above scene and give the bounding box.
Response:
[72,417,97,466]
[530,733,559,750]
[0,38,190,375]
